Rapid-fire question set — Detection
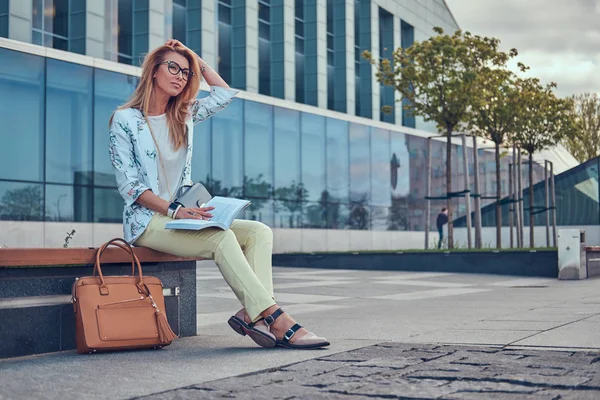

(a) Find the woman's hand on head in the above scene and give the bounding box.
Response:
[174,206,215,220]
[165,39,186,49]
[165,39,203,62]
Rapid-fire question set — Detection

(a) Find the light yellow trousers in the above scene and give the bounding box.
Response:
[135,214,276,321]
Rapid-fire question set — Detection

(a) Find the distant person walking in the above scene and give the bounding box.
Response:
[436,208,448,249]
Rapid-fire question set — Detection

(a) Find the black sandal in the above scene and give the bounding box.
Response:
[263,308,330,349]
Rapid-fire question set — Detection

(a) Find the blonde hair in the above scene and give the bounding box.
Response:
[112,44,202,150]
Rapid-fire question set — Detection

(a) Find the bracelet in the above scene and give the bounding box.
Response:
[173,205,183,219]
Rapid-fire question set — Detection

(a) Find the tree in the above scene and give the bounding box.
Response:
[512,78,577,247]
[273,181,308,228]
[563,93,600,163]
[0,185,43,220]
[364,27,514,248]
[466,65,519,248]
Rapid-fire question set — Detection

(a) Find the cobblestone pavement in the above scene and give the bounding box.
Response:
[139,343,600,400]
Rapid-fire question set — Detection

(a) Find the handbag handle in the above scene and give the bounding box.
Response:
[93,240,138,277]
[94,238,144,294]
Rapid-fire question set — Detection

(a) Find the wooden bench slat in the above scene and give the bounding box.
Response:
[585,246,600,252]
[0,247,200,267]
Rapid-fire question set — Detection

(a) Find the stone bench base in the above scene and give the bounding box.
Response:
[0,248,199,359]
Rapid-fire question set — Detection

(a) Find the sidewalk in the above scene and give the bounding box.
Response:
[1,263,599,399]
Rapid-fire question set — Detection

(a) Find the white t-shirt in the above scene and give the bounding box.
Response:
[146,114,187,201]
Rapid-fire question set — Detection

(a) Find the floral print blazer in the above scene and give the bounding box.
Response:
[109,86,239,243]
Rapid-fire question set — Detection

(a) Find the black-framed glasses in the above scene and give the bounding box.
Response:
[159,60,194,81]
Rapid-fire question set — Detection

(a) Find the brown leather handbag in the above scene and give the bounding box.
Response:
[71,238,178,354]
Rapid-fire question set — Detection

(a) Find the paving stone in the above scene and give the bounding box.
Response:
[138,343,600,399]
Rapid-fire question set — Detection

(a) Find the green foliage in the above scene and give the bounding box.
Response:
[563,93,600,163]
[364,27,515,134]
[511,78,576,155]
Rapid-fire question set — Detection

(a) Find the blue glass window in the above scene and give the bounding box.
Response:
[244,199,274,227]
[118,0,133,64]
[0,0,7,38]
[274,199,303,228]
[172,0,187,45]
[211,98,243,196]
[388,132,410,231]
[32,0,70,51]
[46,59,93,186]
[301,114,326,203]
[274,107,301,200]
[258,0,271,95]
[244,101,274,198]
[0,49,45,182]
[303,201,327,229]
[325,118,349,204]
[349,123,370,204]
[218,0,232,84]
[401,20,415,128]
[45,183,92,222]
[295,0,305,103]
[94,187,123,223]
[370,127,391,207]
[379,7,394,123]
[93,69,138,188]
[0,182,44,221]
[192,91,212,186]
[371,206,389,230]
[186,0,202,55]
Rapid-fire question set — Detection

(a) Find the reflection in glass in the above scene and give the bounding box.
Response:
[192,95,212,186]
[45,184,92,222]
[0,181,43,221]
[348,202,370,230]
[211,99,243,196]
[274,199,303,228]
[46,59,93,185]
[370,127,391,207]
[274,108,302,201]
[326,118,349,204]
[349,123,370,204]
[243,198,273,227]
[325,203,349,230]
[0,49,45,182]
[244,102,273,198]
[371,206,389,231]
[301,114,326,203]
[94,187,123,223]
[93,69,138,187]
[302,201,327,229]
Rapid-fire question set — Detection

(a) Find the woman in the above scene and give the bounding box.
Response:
[109,40,329,349]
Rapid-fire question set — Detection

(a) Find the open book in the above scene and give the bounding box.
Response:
[165,196,251,231]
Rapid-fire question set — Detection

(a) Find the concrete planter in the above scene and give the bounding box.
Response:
[273,250,558,277]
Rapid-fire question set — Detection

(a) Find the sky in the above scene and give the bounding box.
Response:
[444,0,600,98]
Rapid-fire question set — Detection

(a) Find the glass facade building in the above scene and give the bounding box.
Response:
[3,1,576,245]
[0,46,550,232]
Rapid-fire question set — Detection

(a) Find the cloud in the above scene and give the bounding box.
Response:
[444,0,600,97]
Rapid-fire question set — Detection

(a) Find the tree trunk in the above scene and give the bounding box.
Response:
[529,153,535,248]
[446,128,454,249]
[495,142,502,249]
